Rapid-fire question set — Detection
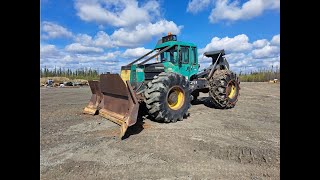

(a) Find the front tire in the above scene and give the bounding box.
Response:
[209,70,240,109]
[144,72,191,123]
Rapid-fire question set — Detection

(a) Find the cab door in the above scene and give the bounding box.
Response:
[179,46,191,79]
[189,47,199,78]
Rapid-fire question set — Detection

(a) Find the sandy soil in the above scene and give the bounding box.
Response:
[40,82,280,180]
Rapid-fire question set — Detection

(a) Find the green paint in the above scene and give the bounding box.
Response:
[159,44,199,80]
[130,64,145,82]
[126,35,200,83]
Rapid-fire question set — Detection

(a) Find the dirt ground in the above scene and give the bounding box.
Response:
[40,82,280,180]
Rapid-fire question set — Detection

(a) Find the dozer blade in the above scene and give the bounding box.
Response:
[83,80,103,115]
[98,74,139,138]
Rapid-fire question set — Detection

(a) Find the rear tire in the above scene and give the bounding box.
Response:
[144,72,191,123]
[209,70,240,109]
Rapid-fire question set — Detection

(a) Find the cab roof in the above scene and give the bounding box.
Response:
[154,41,197,49]
[154,34,197,49]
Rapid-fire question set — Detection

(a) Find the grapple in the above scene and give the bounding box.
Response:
[83,74,140,138]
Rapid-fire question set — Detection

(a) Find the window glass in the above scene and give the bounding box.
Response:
[181,46,189,64]
[191,47,197,64]
[160,46,177,63]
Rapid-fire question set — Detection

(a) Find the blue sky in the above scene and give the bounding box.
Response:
[40,0,280,73]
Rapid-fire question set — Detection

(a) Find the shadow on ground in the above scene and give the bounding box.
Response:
[122,102,191,139]
[122,116,145,140]
[122,103,149,140]
[191,97,219,109]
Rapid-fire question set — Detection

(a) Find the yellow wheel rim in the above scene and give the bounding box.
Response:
[228,83,237,99]
[167,86,185,110]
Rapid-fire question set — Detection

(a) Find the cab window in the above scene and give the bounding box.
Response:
[180,46,189,64]
[160,46,178,63]
[191,47,197,64]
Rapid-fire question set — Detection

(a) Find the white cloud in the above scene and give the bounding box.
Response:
[252,45,279,59]
[228,55,279,73]
[199,33,280,73]
[74,0,160,27]
[262,57,280,68]
[143,0,160,20]
[40,44,121,73]
[92,31,114,48]
[112,20,183,47]
[187,0,211,14]
[40,45,63,59]
[225,53,247,63]
[252,39,269,48]
[41,21,73,39]
[122,47,152,58]
[74,34,93,45]
[73,20,182,48]
[70,51,120,63]
[65,43,104,53]
[197,55,212,72]
[209,0,280,23]
[271,34,280,46]
[251,34,280,59]
[75,31,114,48]
[40,44,57,55]
[230,57,252,68]
[200,34,252,53]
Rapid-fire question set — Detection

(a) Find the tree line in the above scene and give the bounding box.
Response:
[40,66,280,82]
[239,67,280,82]
[40,67,100,80]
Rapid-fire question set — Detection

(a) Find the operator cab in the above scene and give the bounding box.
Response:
[155,33,198,67]
[153,33,199,79]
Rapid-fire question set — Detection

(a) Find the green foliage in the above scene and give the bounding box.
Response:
[239,67,280,82]
[40,67,100,80]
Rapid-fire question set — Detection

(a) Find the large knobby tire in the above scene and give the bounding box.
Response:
[144,72,191,123]
[209,70,240,109]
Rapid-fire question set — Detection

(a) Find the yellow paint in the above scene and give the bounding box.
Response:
[99,108,128,138]
[120,70,131,83]
[83,107,97,115]
[228,84,236,99]
[168,87,185,110]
